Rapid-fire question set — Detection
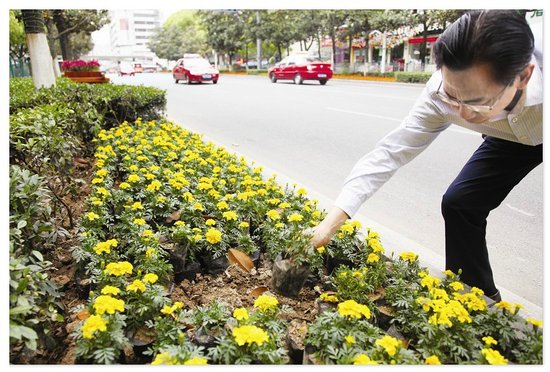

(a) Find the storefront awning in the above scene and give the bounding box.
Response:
[408,36,438,44]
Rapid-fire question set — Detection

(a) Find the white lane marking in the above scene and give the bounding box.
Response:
[327,107,482,137]
[505,203,535,217]
[326,107,401,122]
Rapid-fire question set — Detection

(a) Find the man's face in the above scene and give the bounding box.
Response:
[440,64,519,124]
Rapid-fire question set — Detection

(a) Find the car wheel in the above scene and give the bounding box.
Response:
[269,73,277,83]
[174,79,179,84]
[294,73,303,85]
[213,80,218,84]
[319,80,327,85]
[184,74,191,84]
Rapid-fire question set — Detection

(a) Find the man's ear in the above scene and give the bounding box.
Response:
[516,63,535,89]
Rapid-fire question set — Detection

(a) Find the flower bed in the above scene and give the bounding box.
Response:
[69,118,543,365]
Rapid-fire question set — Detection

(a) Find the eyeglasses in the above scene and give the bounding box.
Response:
[435,80,512,113]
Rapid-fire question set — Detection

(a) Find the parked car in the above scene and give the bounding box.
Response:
[172,55,219,84]
[133,63,143,73]
[118,61,135,76]
[268,55,332,85]
[142,64,158,73]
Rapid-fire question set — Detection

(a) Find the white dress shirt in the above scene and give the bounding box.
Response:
[334,55,543,218]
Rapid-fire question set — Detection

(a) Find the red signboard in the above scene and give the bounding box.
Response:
[408,36,438,44]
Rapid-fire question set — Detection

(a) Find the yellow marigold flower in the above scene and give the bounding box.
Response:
[119,182,131,190]
[184,357,208,365]
[151,352,177,365]
[81,314,108,339]
[320,292,339,302]
[142,229,154,238]
[368,239,384,253]
[266,210,281,220]
[350,220,362,229]
[352,271,364,279]
[93,239,118,255]
[86,212,100,221]
[368,231,380,239]
[296,187,307,196]
[375,335,401,356]
[126,279,146,293]
[145,247,156,258]
[316,246,325,254]
[527,318,543,328]
[254,294,279,311]
[481,348,508,365]
[353,354,378,365]
[339,223,354,234]
[425,355,441,365]
[101,285,120,296]
[337,300,371,319]
[288,213,303,222]
[233,307,249,321]
[131,201,143,210]
[367,253,380,263]
[193,203,204,212]
[143,273,158,284]
[345,335,356,345]
[450,281,464,291]
[193,234,203,242]
[482,336,498,346]
[157,195,166,203]
[104,261,133,276]
[239,221,250,229]
[128,174,141,183]
[96,169,108,177]
[161,302,184,315]
[96,187,111,197]
[133,218,146,226]
[232,325,269,346]
[444,269,456,278]
[223,211,238,221]
[205,219,216,226]
[205,228,222,244]
[94,295,125,315]
[216,200,229,210]
[147,180,162,192]
[129,165,139,172]
[399,252,418,262]
[275,223,284,229]
[470,287,484,296]
[268,198,281,205]
[278,202,291,209]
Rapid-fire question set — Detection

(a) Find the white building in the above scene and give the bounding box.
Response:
[90,9,163,65]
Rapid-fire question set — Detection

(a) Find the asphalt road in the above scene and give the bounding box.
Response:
[109,72,543,315]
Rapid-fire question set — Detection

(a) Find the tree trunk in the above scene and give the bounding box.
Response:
[347,35,353,64]
[21,10,55,89]
[420,21,428,66]
[53,10,72,60]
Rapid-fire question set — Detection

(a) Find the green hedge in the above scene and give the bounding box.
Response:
[9,77,167,128]
[394,72,433,83]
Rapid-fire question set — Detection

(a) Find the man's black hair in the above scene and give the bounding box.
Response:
[434,10,534,85]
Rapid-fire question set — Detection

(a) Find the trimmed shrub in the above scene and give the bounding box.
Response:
[394,72,433,84]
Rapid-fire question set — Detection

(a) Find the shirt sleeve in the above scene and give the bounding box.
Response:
[334,74,451,217]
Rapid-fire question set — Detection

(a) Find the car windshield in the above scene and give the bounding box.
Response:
[185,59,211,68]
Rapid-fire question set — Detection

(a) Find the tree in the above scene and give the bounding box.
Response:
[21,10,55,89]
[45,10,110,60]
[148,10,207,62]
[407,10,468,65]
[319,10,349,65]
[198,10,246,66]
[9,10,27,62]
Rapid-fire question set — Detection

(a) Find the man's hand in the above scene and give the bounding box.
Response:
[308,207,349,248]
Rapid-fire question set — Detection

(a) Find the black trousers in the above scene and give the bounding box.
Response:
[441,136,542,296]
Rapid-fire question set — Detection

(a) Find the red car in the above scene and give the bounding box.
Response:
[268,55,333,85]
[173,55,219,84]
